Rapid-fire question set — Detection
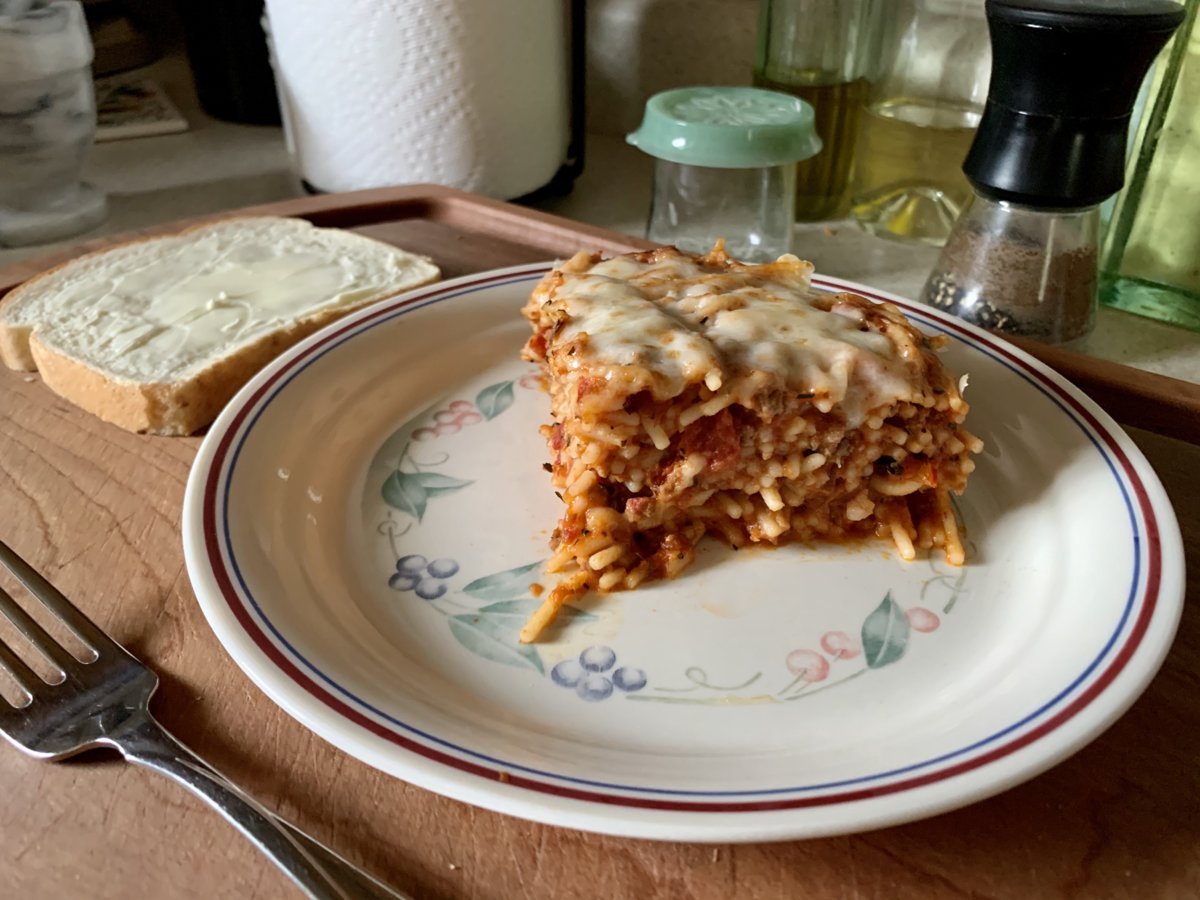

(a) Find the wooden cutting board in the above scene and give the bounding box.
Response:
[1,185,1197,900]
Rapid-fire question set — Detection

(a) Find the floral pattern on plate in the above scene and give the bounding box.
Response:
[372,368,974,703]
[185,264,1180,841]
[374,373,600,677]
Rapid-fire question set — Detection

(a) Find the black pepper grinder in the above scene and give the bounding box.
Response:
[921,0,1184,344]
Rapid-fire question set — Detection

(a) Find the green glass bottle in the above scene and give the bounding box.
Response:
[1100,0,1200,332]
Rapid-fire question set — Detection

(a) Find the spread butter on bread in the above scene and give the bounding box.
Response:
[0,216,440,435]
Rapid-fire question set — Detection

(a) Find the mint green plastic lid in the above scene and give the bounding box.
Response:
[626,86,822,169]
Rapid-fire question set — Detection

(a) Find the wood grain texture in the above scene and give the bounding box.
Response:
[0,188,1197,899]
[1006,336,1200,447]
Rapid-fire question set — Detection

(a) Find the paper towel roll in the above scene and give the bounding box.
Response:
[265,0,570,199]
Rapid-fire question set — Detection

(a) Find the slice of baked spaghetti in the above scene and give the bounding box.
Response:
[520,244,982,642]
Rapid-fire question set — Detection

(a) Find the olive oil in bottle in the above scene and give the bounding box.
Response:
[849,97,980,245]
[753,71,870,220]
[753,0,881,221]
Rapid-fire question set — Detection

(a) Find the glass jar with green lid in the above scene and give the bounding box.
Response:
[626,86,822,263]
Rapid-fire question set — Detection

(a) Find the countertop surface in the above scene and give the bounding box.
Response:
[2,55,1199,900]
[2,54,1197,385]
[1,183,1198,900]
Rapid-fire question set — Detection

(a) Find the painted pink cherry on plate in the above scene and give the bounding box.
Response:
[819,630,862,659]
[519,372,544,390]
[785,649,830,683]
[907,606,941,633]
[434,410,457,424]
[455,410,484,426]
[449,399,474,413]
[412,427,438,441]
[435,422,462,436]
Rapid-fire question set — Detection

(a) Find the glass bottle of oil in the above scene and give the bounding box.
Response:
[753,0,882,220]
[849,1,991,246]
[1100,0,1200,332]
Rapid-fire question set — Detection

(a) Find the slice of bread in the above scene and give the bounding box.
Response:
[0,216,440,435]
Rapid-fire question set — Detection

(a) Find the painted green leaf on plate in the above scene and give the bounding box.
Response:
[448,613,544,674]
[476,381,515,420]
[861,591,910,669]
[381,471,472,520]
[475,598,596,629]
[462,560,544,601]
[381,470,428,520]
[413,472,472,496]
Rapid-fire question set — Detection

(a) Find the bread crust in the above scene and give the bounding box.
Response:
[0,322,35,370]
[28,305,376,434]
[1,216,439,435]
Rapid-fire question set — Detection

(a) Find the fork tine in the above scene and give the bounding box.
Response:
[0,631,40,701]
[0,539,113,655]
[0,582,76,676]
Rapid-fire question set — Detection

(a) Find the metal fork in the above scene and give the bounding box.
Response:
[0,539,409,900]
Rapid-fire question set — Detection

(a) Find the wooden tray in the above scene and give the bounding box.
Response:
[3,183,1198,445]
[1,185,1197,900]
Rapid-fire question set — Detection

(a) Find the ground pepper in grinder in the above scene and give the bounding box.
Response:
[921,0,1183,344]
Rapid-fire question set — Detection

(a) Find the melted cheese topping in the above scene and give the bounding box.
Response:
[545,251,928,425]
[555,273,722,391]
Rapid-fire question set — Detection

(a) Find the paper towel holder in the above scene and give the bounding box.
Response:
[269,0,586,201]
[521,0,585,201]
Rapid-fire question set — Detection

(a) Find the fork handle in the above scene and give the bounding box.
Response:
[112,715,397,900]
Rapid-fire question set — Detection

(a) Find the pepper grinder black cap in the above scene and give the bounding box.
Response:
[964,0,1185,208]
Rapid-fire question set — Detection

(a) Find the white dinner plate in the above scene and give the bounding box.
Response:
[182,263,1184,842]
